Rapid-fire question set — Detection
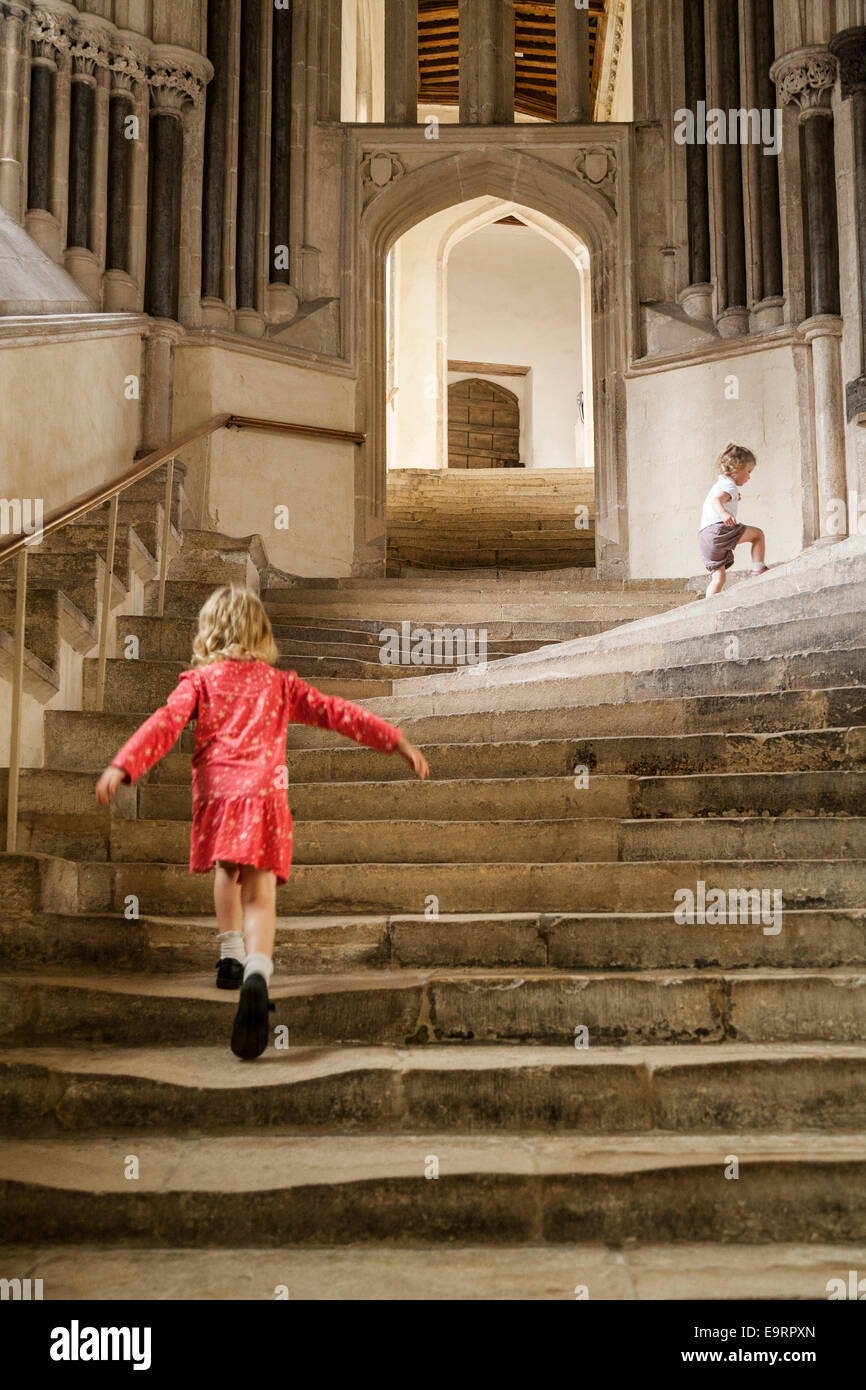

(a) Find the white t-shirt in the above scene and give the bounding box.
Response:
[700,475,740,531]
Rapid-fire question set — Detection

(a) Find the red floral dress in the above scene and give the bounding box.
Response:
[111,660,403,884]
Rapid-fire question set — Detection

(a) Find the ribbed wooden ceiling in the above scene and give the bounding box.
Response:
[418,1,608,121]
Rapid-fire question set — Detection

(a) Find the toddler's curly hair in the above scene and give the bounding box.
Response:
[191,585,279,667]
[716,442,756,478]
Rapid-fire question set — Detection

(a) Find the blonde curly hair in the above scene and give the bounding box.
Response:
[716,442,756,479]
[191,585,279,668]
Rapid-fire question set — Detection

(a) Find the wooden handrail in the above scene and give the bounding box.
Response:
[1,408,367,851]
[0,412,366,562]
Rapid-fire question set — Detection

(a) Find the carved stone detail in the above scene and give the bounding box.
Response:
[361,149,406,196]
[574,145,617,206]
[771,47,838,112]
[28,5,71,62]
[147,45,213,113]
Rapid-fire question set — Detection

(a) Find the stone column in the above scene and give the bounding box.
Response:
[103,69,137,308]
[0,2,28,219]
[773,47,846,538]
[110,38,150,313]
[708,0,748,336]
[24,4,68,259]
[268,0,297,321]
[459,0,514,125]
[235,0,261,326]
[681,0,712,318]
[384,0,417,124]
[145,48,212,324]
[64,26,107,299]
[751,0,783,326]
[201,0,230,321]
[829,27,866,423]
[556,0,590,123]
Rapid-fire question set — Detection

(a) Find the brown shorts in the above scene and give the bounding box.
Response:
[698,521,747,571]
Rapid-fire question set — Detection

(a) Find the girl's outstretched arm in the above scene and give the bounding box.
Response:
[95,670,200,804]
[286,671,430,780]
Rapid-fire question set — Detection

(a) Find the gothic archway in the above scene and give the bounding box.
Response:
[353,139,632,578]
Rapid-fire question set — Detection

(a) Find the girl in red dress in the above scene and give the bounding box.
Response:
[96,585,429,1060]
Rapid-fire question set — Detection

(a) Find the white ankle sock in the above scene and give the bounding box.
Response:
[243,952,273,982]
[218,930,245,963]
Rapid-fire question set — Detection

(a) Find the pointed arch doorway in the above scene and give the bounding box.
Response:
[355,143,631,578]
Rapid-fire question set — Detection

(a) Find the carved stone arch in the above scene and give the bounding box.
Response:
[353,140,631,578]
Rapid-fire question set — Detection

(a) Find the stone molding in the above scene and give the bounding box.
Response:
[0,2,32,22]
[771,46,838,113]
[829,28,866,101]
[595,0,628,122]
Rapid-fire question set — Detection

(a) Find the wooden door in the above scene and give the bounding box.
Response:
[448,378,520,469]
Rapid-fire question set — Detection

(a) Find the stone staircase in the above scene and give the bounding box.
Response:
[386,467,596,571]
[1,494,866,1300]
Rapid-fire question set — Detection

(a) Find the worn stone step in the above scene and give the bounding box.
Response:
[2,968,866,1047]
[106,815,866,868]
[136,770,866,825]
[77,857,866,916]
[4,908,864,975]
[41,686,866,771]
[1,1238,863,1299]
[377,647,866,719]
[2,1043,865,1135]
[4,1130,863,1247]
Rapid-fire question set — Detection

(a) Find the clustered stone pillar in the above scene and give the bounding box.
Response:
[235,0,261,320]
[201,0,230,310]
[830,27,866,423]
[269,0,293,291]
[26,19,60,222]
[555,0,590,123]
[710,0,748,336]
[144,86,185,321]
[66,50,96,253]
[0,1,28,218]
[752,0,782,312]
[106,78,134,275]
[384,0,417,124]
[681,0,712,318]
[773,47,847,539]
[459,0,514,125]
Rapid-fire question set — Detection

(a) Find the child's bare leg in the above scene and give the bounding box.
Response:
[706,567,726,598]
[239,866,277,963]
[214,862,243,933]
[738,525,766,569]
[214,861,246,987]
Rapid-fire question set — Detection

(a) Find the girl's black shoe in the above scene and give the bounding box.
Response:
[216,958,244,990]
[231,972,274,1060]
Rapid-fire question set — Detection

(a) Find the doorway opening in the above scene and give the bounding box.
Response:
[384,197,595,569]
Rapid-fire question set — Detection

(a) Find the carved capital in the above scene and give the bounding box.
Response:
[28,4,70,62]
[829,27,866,101]
[109,36,148,96]
[70,22,111,78]
[771,47,838,112]
[147,44,213,112]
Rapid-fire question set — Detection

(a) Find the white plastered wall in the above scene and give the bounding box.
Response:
[626,344,804,578]
[173,346,358,577]
[390,198,592,472]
